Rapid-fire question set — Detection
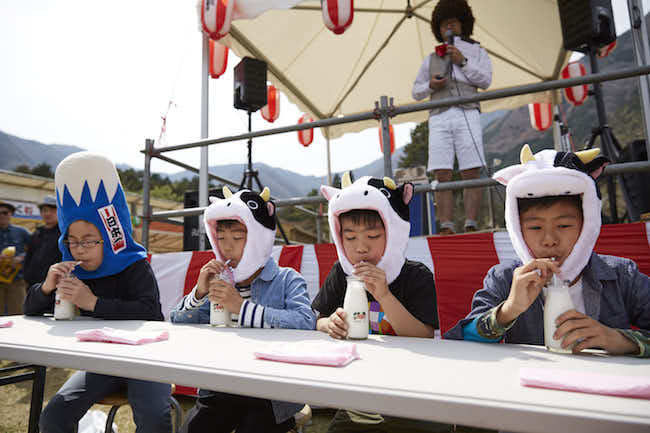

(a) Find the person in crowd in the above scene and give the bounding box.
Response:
[23,152,172,433]
[313,172,447,432]
[412,0,492,234]
[445,145,650,357]
[170,186,316,433]
[24,195,62,288]
[0,200,30,315]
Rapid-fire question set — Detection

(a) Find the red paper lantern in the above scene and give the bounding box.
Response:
[322,0,354,35]
[528,103,553,131]
[208,39,228,79]
[297,114,314,147]
[201,0,234,41]
[378,124,395,154]
[598,40,617,58]
[260,85,280,123]
[561,62,588,106]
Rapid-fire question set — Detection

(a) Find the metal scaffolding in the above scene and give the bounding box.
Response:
[141,65,650,250]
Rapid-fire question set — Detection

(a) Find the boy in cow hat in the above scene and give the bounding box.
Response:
[445,145,650,357]
[23,152,172,432]
[313,173,447,432]
[170,186,315,433]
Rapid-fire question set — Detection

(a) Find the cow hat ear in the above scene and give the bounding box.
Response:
[401,182,414,205]
[320,185,340,201]
[266,201,275,217]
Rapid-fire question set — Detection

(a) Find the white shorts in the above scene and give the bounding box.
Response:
[427,107,486,172]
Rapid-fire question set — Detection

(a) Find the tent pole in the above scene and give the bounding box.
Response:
[142,138,153,251]
[199,34,209,251]
[552,104,562,151]
[326,128,332,185]
[627,0,650,159]
[379,96,393,177]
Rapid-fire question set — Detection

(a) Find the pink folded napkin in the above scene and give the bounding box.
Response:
[75,327,169,345]
[0,319,13,328]
[519,367,650,399]
[254,341,360,367]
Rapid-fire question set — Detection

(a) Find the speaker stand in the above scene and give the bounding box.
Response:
[584,45,639,222]
[239,111,261,190]
[238,110,291,244]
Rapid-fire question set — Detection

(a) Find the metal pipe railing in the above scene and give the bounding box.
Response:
[146,161,650,220]
[142,65,650,247]
[149,65,650,154]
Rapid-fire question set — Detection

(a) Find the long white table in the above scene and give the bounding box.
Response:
[0,315,648,433]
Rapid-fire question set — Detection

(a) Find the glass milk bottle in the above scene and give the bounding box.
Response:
[54,269,76,320]
[54,291,75,320]
[210,266,234,327]
[343,276,369,340]
[543,275,575,353]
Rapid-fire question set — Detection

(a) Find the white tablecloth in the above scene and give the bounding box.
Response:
[0,315,649,433]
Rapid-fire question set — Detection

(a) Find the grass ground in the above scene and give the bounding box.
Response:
[1,361,494,433]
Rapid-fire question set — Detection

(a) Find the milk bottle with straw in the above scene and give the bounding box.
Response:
[343,276,369,339]
[543,274,575,353]
[210,261,234,327]
[54,262,81,320]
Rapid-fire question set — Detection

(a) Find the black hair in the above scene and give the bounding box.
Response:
[517,195,583,216]
[216,219,244,230]
[430,0,475,43]
[339,209,385,230]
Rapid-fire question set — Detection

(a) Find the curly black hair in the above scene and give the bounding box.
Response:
[430,0,475,43]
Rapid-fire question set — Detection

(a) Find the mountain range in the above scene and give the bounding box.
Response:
[2,14,647,198]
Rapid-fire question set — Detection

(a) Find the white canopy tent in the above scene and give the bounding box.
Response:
[222,0,571,139]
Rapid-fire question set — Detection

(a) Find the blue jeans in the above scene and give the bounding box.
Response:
[40,371,171,433]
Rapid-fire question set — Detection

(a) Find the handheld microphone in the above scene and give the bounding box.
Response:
[445,29,455,45]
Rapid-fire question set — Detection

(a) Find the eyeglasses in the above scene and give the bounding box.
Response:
[64,240,104,249]
[0,211,9,216]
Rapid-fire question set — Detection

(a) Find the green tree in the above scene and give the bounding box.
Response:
[117,168,143,192]
[150,184,177,201]
[31,163,55,178]
[13,163,54,178]
[399,121,429,169]
[331,173,341,189]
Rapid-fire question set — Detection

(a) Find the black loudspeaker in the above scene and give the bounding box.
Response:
[234,57,267,112]
[183,188,223,251]
[557,0,616,53]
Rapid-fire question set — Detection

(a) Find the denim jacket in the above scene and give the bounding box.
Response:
[445,253,650,357]
[170,257,317,423]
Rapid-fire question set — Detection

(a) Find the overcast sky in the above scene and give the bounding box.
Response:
[0,0,646,178]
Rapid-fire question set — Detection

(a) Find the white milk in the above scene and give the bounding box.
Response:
[343,276,369,340]
[543,275,575,353]
[54,292,75,320]
[210,266,234,327]
[209,301,229,327]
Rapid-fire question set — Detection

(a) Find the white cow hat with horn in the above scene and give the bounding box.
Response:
[320,172,414,284]
[493,144,609,282]
[203,186,276,282]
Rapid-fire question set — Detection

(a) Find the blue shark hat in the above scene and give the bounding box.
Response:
[55,152,146,279]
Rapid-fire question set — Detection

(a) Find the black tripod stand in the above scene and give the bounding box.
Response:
[237,110,291,244]
[583,44,639,223]
[240,110,265,191]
